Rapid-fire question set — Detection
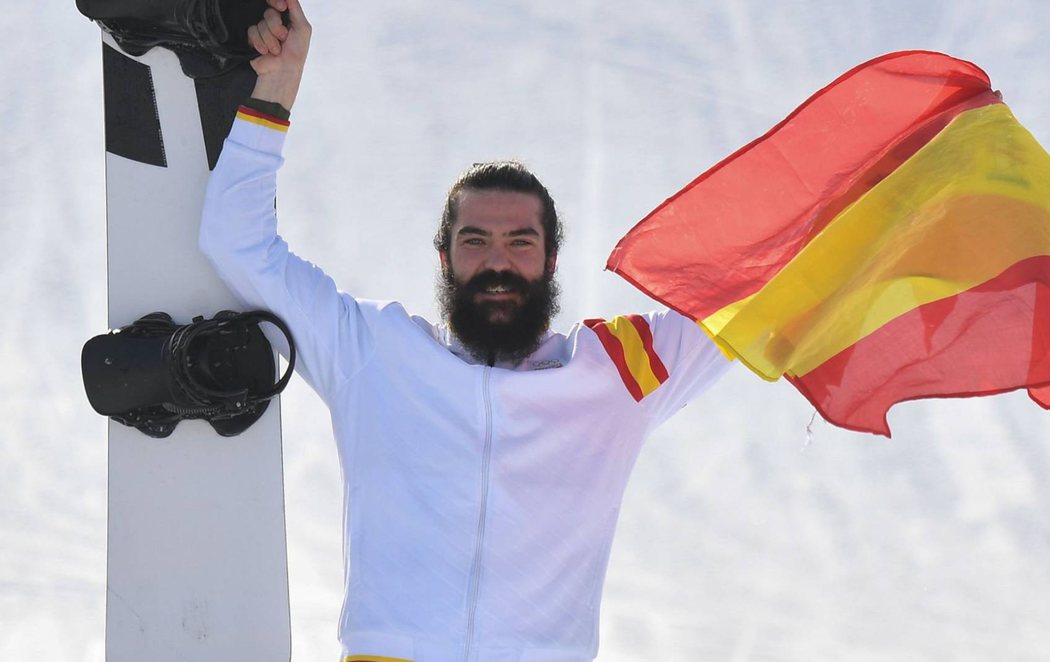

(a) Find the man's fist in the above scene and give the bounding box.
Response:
[248,2,290,56]
[247,0,311,110]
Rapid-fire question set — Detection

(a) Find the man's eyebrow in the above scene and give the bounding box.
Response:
[456,226,540,237]
[507,228,540,237]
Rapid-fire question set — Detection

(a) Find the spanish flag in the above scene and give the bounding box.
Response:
[607,50,1050,436]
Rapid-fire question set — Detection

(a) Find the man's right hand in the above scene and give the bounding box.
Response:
[247,0,311,111]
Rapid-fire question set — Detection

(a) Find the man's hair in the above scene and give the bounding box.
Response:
[434,161,564,261]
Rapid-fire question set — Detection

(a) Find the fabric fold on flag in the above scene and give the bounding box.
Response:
[607,50,1050,436]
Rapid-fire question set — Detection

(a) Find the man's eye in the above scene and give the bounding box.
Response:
[464,238,485,246]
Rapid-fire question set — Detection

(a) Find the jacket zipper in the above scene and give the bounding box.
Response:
[464,366,493,661]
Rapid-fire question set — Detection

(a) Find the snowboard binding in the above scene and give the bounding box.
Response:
[81,309,296,438]
[76,0,280,78]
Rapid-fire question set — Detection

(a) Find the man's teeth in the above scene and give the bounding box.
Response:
[486,285,511,293]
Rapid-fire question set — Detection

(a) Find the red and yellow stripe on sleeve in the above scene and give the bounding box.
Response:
[607,50,1050,435]
[236,105,290,132]
[585,315,669,401]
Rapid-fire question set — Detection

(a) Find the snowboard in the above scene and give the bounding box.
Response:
[97,32,291,661]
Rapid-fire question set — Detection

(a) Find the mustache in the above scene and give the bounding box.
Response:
[460,270,532,295]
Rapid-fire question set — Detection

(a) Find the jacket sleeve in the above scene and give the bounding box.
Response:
[585,310,731,430]
[639,310,732,429]
[199,110,374,404]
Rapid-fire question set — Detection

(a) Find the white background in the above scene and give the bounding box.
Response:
[4,1,1050,660]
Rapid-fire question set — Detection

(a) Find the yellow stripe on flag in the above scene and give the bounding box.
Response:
[701,103,1050,379]
[695,318,744,365]
[605,316,664,397]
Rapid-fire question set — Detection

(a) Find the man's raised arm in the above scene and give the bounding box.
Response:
[199,0,379,404]
[245,0,311,111]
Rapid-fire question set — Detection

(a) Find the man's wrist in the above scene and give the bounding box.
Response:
[251,72,302,111]
[243,97,291,122]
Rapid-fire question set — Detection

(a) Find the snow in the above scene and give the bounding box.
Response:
[4,1,1050,660]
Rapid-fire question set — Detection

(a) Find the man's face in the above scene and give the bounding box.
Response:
[438,189,559,363]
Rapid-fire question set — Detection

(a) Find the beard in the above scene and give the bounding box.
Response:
[438,266,561,366]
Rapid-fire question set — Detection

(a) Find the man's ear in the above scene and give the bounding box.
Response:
[439,249,450,274]
[546,253,558,274]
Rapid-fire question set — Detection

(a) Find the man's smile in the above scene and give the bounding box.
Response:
[475,284,522,303]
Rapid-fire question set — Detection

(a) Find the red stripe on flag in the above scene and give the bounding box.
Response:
[789,255,1050,436]
[585,318,645,401]
[1028,274,1050,408]
[1029,385,1050,409]
[626,314,669,383]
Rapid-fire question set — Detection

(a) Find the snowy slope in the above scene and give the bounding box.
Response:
[4,1,1050,660]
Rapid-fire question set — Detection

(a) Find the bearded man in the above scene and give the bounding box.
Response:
[199,0,729,660]
[434,163,563,368]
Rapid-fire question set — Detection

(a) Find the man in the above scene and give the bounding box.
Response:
[199,0,729,659]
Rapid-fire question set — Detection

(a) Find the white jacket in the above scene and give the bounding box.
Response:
[200,112,730,662]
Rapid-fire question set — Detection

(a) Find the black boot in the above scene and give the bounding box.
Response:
[77,0,271,78]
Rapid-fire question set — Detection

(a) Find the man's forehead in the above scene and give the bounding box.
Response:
[454,189,544,230]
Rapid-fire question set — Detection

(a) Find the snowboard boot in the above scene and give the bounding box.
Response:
[76,0,272,78]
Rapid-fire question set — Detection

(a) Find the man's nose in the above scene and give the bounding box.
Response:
[482,245,512,271]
